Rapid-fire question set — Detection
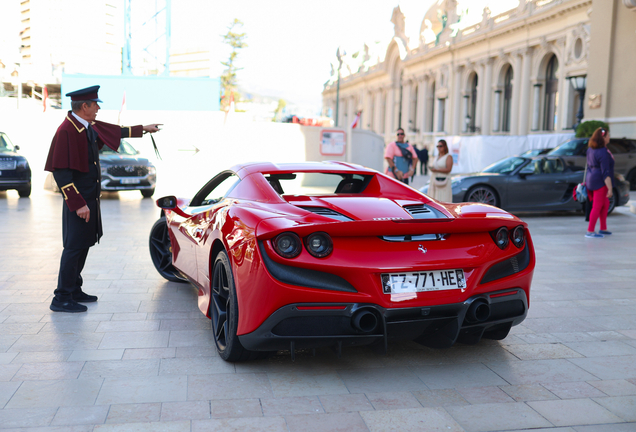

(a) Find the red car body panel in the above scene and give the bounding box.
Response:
[157,161,535,348]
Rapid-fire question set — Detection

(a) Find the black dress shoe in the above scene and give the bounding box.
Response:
[73,291,98,303]
[50,298,88,313]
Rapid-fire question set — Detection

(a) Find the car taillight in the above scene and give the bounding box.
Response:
[272,232,302,258]
[304,232,333,258]
[491,227,509,250]
[511,226,525,248]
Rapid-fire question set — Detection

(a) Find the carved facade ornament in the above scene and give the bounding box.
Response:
[566,23,590,65]
[391,6,408,45]
[539,36,549,51]
[481,6,492,27]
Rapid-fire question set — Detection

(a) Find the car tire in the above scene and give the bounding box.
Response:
[627,168,636,191]
[17,185,31,198]
[210,251,263,362]
[465,185,499,207]
[149,218,186,283]
[141,188,155,198]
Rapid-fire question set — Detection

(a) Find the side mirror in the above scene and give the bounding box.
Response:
[15,145,20,151]
[156,195,190,218]
[156,196,177,209]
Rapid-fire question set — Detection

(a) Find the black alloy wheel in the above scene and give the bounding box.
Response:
[210,251,263,362]
[149,218,185,283]
[466,185,499,207]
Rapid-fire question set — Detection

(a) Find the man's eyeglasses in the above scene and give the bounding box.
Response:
[397,133,405,136]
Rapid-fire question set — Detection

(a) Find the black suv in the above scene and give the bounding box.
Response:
[548,137,636,189]
[0,132,31,197]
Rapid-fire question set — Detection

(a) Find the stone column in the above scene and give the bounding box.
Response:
[475,62,484,129]
[401,81,411,131]
[510,52,522,135]
[452,66,463,135]
[531,84,542,131]
[519,48,533,135]
[480,59,493,135]
[416,78,427,134]
[385,87,394,136]
[462,95,469,133]
[493,90,502,132]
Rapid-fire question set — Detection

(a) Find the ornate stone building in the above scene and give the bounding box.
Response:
[323,0,635,147]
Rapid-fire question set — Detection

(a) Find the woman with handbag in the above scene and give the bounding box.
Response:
[585,127,614,238]
[427,139,453,202]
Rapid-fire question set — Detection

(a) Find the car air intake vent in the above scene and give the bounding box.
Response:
[298,206,353,222]
[107,165,149,177]
[403,204,447,219]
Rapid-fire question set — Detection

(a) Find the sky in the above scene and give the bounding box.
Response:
[169,0,436,110]
[1,0,518,113]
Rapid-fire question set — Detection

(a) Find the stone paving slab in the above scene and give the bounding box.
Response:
[1,189,635,431]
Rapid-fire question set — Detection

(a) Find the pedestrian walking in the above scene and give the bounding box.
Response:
[45,85,161,312]
[384,128,418,185]
[415,145,429,175]
[427,139,453,202]
[585,127,614,238]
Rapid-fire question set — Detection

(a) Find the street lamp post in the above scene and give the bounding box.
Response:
[569,75,587,131]
[335,47,344,127]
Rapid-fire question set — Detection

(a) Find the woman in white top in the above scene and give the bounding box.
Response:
[427,139,453,202]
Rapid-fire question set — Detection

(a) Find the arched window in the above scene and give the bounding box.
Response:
[469,74,478,132]
[502,66,513,132]
[543,55,559,131]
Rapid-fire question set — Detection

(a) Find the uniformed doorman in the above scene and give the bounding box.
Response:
[45,85,161,312]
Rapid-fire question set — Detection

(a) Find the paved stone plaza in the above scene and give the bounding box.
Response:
[0,184,635,432]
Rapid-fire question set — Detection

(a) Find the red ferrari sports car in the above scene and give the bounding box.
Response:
[149,161,535,362]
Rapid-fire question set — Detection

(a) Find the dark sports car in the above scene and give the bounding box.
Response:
[0,131,31,197]
[149,161,535,362]
[422,155,630,214]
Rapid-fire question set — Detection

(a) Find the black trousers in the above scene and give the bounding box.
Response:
[55,247,89,301]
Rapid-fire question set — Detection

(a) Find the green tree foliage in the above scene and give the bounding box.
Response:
[575,120,609,138]
[220,19,247,111]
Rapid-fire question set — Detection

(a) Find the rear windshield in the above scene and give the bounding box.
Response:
[264,172,372,195]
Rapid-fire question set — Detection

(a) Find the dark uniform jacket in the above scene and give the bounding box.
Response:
[45,113,143,248]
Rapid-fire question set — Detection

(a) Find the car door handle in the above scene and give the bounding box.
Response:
[554,180,565,183]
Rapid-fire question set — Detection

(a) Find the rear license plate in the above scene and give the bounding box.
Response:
[382,269,466,294]
[121,178,140,184]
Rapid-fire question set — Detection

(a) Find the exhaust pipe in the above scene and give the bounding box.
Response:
[351,310,378,333]
[466,299,491,323]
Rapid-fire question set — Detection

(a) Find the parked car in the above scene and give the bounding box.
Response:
[99,140,156,197]
[0,131,31,197]
[520,148,553,157]
[421,155,630,214]
[149,161,535,361]
[547,137,636,190]
[43,139,156,198]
